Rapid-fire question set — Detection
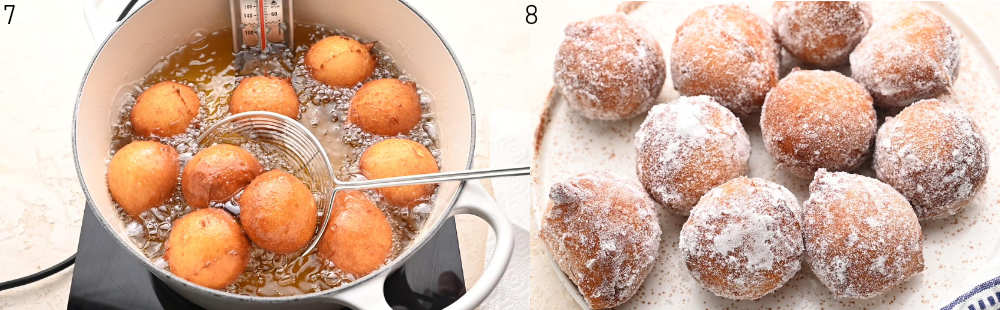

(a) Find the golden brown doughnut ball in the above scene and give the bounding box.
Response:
[131,81,200,137]
[761,70,876,178]
[165,208,249,289]
[238,170,317,254]
[229,76,301,119]
[671,5,780,117]
[349,79,422,136]
[107,141,180,217]
[553,13,666,120]
[305,36,376,87]
[359,139,439,208]
[317,190,393,277]
[679,177,803,300]
[850,6,960,109]
[181,144,263,209]
[541,172,661,309]
[875,99,989,220]
[802,169,924,298]
[635,96,751,215]
[773,2,872,67]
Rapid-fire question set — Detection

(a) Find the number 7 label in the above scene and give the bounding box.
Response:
[3,5,13,24]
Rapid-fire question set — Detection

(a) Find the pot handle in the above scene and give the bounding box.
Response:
[326,272,393,310]
[83,0,151,46]
[443,181,514,309]
[328,182,514,310]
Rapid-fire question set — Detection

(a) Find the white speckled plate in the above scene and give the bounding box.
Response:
[532,2,1000,309]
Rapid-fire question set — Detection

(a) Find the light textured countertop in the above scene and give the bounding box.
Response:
[0,0,532,308]
[6,1,998,309]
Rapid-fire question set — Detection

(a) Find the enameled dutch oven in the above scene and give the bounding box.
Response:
[74,1,512,309]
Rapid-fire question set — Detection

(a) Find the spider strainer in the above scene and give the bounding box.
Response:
[196,111,528,259]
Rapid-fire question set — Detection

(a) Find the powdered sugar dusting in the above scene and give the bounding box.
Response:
[541,172,662,308]
[874,99,989,220]
[760,70,876,178]
[635,96,750,214]
[679,177,803,300]
[773,2,872,67]
[554,13,666,120]
[802,170,924,299]
[850,5,961,108]
[534,2,1000,308]
[670,5,780,116]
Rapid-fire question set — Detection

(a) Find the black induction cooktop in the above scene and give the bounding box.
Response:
[68,203,466,310]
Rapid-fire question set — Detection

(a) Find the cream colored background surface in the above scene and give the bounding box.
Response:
[4,1,998,309]
[0,0,533,308]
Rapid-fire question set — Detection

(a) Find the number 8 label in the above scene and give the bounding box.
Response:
[526,5,537,24]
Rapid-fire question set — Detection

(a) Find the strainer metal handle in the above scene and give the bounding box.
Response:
[335,166,529,191]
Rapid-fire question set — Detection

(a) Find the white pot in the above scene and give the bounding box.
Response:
[74,1,512,309]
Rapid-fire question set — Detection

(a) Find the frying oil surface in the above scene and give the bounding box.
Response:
[110,24,440,297]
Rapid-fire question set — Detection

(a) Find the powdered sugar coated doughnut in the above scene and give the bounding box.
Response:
[679,177,803,300]
[554,13,666,120]
[849,5,960,109]
[670,5,780,117]
[635,95,750,215]
[802,169,924,299]
[773,1,872,67]
[874,99,989,220]
[761,69,876,179]
[541,172,661,308]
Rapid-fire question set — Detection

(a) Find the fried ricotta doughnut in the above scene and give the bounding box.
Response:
[671,5,780,116]
[238,170,317,254]
[131,81,200,137]
[802,169,924,299]
[107,141,180,217]
[635,96,750,215]
[553,13,666,120]
[850,6,960,109]
[359,139,439,208]
[164,208,249,289]
[229,76,300,119]
[761,70,876,178]
[773,1,872,67]
[680,177,803,300]
[181,144,263,209]
[349,78,422,135]
[317,190,393,277]
[540,172,661,309]
[305,36,376,87]
[875,99,988,220]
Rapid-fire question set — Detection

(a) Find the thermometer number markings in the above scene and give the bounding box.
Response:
[238,0,284,49]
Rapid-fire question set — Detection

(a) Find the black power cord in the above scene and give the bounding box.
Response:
[0,0,133,295]
[0,254,76,291]
[116,0,139,22]
[0,0,134,294]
